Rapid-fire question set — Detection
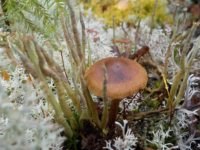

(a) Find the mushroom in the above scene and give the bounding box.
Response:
[84,57,147,132]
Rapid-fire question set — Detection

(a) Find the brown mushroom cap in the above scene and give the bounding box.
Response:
[84,57,148,99]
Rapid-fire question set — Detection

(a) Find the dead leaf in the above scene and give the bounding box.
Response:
[27,75,32,82]
[86,29,99,36]
[3,71,10,81]
[189,4,199,17]
[112,38,130,44]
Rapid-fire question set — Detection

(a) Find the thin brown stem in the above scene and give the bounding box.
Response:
[65,0,84,63]
[121,22,135,46]
[3,44,22,68]
[101,64,109,129]
[116,93,139,121]
[113,15,116,45]
[107,99,121,135]
[60,50,69,83]
[150,0,159,34]
[134,17,141,52]
[80,10,86,57]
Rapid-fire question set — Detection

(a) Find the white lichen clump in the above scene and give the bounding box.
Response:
[147,126,173,150]
[0,82,65,150]
[148,73,200,150]
[148,108,200,150]
[104,120,138,150]
[119,93,141,111]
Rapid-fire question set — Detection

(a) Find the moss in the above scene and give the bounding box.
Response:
[81,0,173,27]
[155,80,161,88]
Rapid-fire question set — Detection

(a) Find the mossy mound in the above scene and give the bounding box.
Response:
[81,0,173,27]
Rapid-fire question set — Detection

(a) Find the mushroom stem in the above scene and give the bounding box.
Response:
[107,99,121,130]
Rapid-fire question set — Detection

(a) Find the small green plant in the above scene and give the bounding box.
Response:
[66,136,81,149]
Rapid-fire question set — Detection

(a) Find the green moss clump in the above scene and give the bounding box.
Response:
[81,0,173,26]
